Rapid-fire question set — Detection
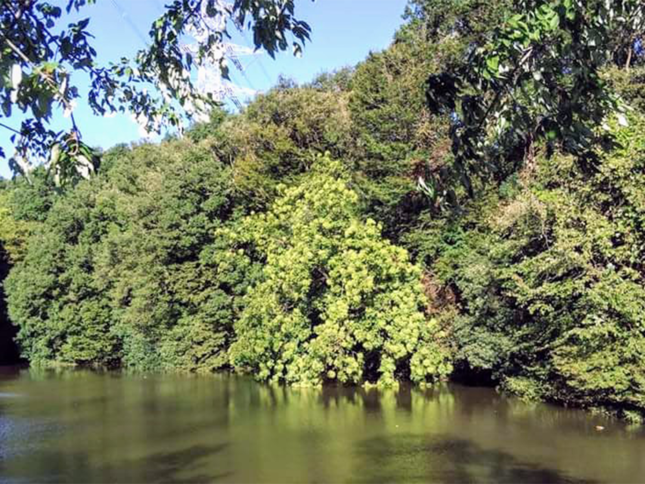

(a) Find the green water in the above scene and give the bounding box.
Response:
[0,367,644,483]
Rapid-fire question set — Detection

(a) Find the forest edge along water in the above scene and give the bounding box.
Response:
[1,367,645,484]
[2,1,645,482]
[2,0,645,422]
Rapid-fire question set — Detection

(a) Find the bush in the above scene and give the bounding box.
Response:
[228,157,452,386]
[424,116,645,418]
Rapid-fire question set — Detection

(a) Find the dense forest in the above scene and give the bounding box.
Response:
[1,0,645,423]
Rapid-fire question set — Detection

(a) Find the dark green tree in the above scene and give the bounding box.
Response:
[425,0,644,198]
[426,116,645,421]
[5,138,257,370]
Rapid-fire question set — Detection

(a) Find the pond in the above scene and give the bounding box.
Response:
[0,366,644,483]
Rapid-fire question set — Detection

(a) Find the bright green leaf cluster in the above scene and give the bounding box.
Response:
[228,157,452,386]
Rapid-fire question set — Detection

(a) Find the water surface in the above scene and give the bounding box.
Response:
[0,367,643,483]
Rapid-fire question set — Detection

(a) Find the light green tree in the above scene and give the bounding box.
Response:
[228,156,452,386]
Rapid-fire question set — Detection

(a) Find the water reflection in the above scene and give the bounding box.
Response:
[352,435,595,484]
[0,368,643,483]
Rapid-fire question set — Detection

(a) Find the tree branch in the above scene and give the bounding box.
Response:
[0,122,22,136]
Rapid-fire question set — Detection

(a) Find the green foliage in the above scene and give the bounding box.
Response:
[606,65,645,113]
[228,157,452,386]
[422,116,645,418]
[1,0,311,179]
[308,67,354,93]
[346,18,444,236]
[5,139,256,371]
[6,179,120,366]
[186,106,230,143]
[0,187,36,264]
[1,17,451,377]
[3,3,645,423]
[0,182,32,364]
[6,168,57,223]
[403,0,511,63]
[426,0,643,200]
[214,83,353,208]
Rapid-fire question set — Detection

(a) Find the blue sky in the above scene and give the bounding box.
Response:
[0,0,409,178]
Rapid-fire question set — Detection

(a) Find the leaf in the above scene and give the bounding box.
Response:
[49,143,61,167]
[293,42,303,58]
[11,65,22,89]
[549,13,559,30]
[486,55,500,73]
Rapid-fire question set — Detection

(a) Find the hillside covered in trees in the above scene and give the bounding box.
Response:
[1,0,645,423]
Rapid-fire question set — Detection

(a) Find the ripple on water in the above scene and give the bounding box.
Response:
[0,415,63,462]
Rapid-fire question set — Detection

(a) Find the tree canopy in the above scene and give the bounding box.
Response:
[228,157,451,386]
[425,0,644,199]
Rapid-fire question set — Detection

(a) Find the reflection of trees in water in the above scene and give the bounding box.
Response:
[3,443,231,483]
[245,380,457,415]
[219,380,461,482]
[122,443,231,483]
[230,381,641,483]
[2,372,644,483]
[1,371,235,483]
[350,434,596,484]
[230,381,459,440]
